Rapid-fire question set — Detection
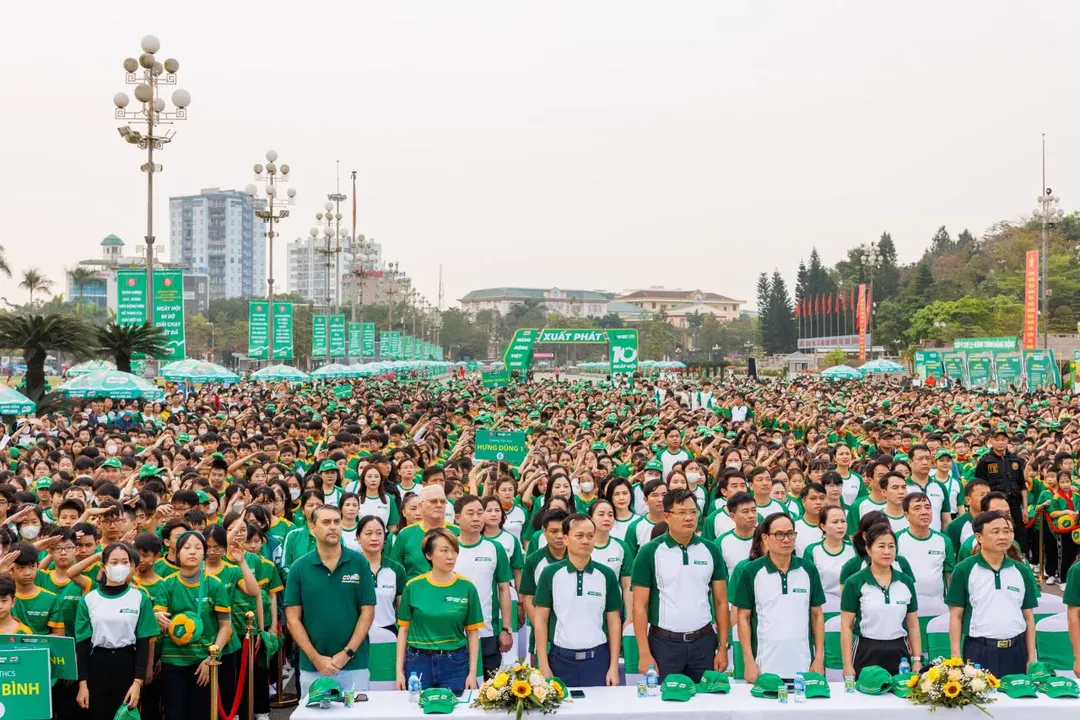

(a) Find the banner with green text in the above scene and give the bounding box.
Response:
[503,329,539,373]
[329,315,346,357]
[153,269,186,360]
[312,314,328,356]
[273,302,294,360]
[347,322,362,358]
[361,323,376,357]
[248,301,270,359]
[995,352,1023,390]
[608,329,640,374]
[966,352,995,390]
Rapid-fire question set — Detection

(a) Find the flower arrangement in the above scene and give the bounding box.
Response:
[906,657,999,713]
[471,664,568,720]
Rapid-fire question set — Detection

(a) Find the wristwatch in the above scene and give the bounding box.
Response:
[501,627,512,634]
[344,647,356,658]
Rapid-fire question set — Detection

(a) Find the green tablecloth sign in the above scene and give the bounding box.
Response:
[0,634,77,682]
[0,647,52,719]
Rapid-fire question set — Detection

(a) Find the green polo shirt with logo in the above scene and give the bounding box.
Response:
[283,548,376,672]
[396,573,484,650]
[388,522,461,580]
[37,569,83,637]
[15,587,63,635]
[154,572,232,666]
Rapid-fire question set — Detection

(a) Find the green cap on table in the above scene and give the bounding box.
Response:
[802,672,831,698]
[749,673,784,698]
[856,665,893,695]
[892,673,917,698]
[660,674,697,702]
[1038,676,1080,699]
[419,687,459,714]
[697,670,730,694]
[1027,661,1055,683]
[306,676,343,706]
[999,674,1038,699]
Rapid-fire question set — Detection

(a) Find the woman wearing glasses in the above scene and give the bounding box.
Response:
[731,513,826,682]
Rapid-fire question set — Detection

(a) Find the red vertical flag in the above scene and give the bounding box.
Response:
[795,299,801,318]
[1023,250,1039,348]
[857,284,868,360]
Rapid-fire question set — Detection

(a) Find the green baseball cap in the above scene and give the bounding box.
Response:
[802,672,831,698]
[697,670,730,694]
[419,687,460,714]
[892,673,917,698]
[856,665,893,695]
[935,448,954,459]
[306,676,343,706]
[1039,676,1080,698]
[1028,661,1055,683]
[258,629,280,667]
[34,478,52,490]
[999,674,1038,699]
[137,463,161,478]
[114,704,141,720]
[750,673,784,698]
[195,490,210,505]
[644,458,663,472]
[661,674,697,702]
[318,459,338,473]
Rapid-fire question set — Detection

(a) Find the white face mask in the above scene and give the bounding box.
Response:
[232,501,244,514]
[105,564,130,583]
[645,472,662,482]
[20,525,40,539]
[579,481,595,494]
[289,488,301,501]
[686,472,702,485]
[207,501,218,515]
[726,461,740,469]
[106,444,118,456]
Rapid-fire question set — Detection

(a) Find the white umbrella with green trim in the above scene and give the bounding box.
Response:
[57,370,164,400]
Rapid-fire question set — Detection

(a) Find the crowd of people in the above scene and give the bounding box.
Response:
[2,367,1080,719]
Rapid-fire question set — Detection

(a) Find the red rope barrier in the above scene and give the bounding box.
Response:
[217,636,250,720]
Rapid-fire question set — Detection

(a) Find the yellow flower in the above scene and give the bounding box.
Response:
[987,675,1000,689]
[553,683,565,700]
[926,667,941,682]
[486,687,500,701]
[493,673,509,689]
[906,675,919,689]
[943,657,964,668]
[513,664,529,673]
[943,681,962,698]
[947,669,963,683]
[512,681,532,699]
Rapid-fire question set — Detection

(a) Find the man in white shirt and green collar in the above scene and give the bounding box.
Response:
[881,472,911,534]
[631,488,729,682]
[657,427,692,480]
[946,510,1037,678]
[846,458,890,530]
[896,491,955,603]
[906,445,951,531]
[794,483,826,556]
[749,467,787,519]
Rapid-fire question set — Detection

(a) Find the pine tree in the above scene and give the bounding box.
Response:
[768,270,797,353]
[929,225,953,256]
[915,261,934,301]
[807,247,837,297]
[875,232,901,300]
[795,261,808,305]
[756,272,771,350]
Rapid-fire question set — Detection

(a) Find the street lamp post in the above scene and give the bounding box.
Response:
[113,35,191,323]
[386,261,401,330]
[311,208,341,361]
[1033,188,1063,349]
[859,242,881,339]
[246,151,295,362]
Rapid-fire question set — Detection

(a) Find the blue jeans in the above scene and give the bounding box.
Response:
[405,647,469,695]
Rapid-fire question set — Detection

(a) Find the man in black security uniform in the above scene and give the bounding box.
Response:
[974,427,1027,553]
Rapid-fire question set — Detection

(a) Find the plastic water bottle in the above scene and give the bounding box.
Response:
[793,673,805,703]
[645,665,659,697]
[408,672,421,703]
[899,657,910,675]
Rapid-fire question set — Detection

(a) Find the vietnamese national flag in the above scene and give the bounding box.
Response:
[814,295,819,316]
[795,299,801,318]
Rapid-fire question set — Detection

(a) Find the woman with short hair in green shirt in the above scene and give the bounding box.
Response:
[154,530,233,720]
[395,528,484,694]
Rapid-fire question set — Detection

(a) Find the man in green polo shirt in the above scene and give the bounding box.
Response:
[284,504,376,696]
[389,485,459,579]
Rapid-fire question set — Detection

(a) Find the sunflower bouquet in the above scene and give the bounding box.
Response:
[470,663,568,720]
[906,657,998,713]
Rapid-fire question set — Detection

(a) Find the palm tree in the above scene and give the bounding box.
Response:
[0,246,11,279]
[19,269,54,306]
[67,268,97,309]
[96,321,168,373]
[0,313,94,401]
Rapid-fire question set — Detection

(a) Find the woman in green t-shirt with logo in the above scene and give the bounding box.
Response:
[395,528,484,695]
[154,530,233,720]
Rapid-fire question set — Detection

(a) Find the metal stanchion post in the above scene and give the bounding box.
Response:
[209,644,221,720]
[246,612,255,720]
[270,627,298,709]
[1039,514,1046,584]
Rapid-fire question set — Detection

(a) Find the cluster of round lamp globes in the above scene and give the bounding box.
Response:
[309,204,376,266]
[245,150,297,206]
[111,35,191,121]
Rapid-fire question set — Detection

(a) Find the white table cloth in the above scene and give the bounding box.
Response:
[291,682,1074,720]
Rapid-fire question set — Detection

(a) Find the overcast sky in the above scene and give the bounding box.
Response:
[3,1,1078,311]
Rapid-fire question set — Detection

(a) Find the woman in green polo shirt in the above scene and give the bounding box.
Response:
[280,489,325,577]
[155,530,233,720]
[395,528,483,695]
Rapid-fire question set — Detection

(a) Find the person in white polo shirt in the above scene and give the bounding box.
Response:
[906,445,952,532]
[793,482,826,556]
[534,513,622,687]
[946,510,1038,678]
[631,488,729,682]
[840,523,921,677]
[896,492,955,603]
[732,512,826,682]
[715,492,757,580]
[453,495,513,678]
[945,478,990,559]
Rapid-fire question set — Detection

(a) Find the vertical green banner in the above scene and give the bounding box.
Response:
[312,314,328,356]
[608,328,639,374]
[329,315,346,357]
[379,331,390,359]
[153,269,185,360]
[503,329,538,373]
[273,302,294,360]
[406,336,416,360]
[943,352,966,383]
[117,269,147,326]
[348,322,362,358]
[391,332,403,359]
[1024,349,1058,389]
[966,352,994,390]
[995,351,1022,390]
[361,323,376,357]
[248,301,269,359]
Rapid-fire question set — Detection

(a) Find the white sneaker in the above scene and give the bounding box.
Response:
[256,715,270,720]
[1044,575,1058,586]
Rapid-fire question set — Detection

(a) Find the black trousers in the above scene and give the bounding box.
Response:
[964,635,1027,679]
[88,646,136,720]
[852,636,909,677]
[1042,524,1059,577]
[647,627,718,683]
[52,679,83,720]
[480,635,502,679]
[161,662,211,720]
[141,665,164,720]
[1060,533,1078,580]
